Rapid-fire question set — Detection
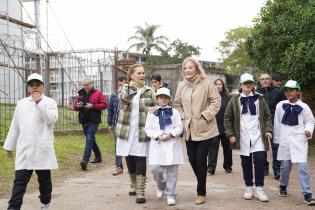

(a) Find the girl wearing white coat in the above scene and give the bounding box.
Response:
[3,73,58,210]
[145,87,184,206]
[274,80,315,206]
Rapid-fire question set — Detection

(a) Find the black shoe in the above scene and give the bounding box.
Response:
[136,197,146,204]
[279,187,288,197]
[90,157,102,163]
[304,194,315,206]
[225,168,232,173]
[274,172,280,180]
[80,160,88,170]
[207,168,215,175]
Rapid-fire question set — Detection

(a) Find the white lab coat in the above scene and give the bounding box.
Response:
[236,92,265,156]
[274,100,315,163]
[145,106,184,165]
[3,96,58,170]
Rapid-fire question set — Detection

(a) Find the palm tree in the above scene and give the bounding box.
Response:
[127,23,169,55]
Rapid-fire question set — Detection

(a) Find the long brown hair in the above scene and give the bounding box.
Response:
[214,79,230,96]
[127,64,144,82]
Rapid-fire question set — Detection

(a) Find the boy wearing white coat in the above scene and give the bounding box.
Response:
[274,80,315,206]
[3,73,58,210]
[145,87,184,206]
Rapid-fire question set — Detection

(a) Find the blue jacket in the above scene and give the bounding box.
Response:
[107,91,119,127]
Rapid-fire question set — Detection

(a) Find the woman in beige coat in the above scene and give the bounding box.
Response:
[173,57,221,205]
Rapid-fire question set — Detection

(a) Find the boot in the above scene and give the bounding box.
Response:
[136,175,146,204]
[129,174,136,196]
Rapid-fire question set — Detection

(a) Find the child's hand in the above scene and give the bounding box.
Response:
[161,134,168,141]
[305,130,312,138]
[6,150,13,159]
[265,132,272,140]
[149,106,157,113]
[229,136,236,144]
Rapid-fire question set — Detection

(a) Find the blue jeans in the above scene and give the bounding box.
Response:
[271,142,281,174]
[113,129,123,168]
[240,151,266,187]
[82,123,101,162]
[280,160,312,196]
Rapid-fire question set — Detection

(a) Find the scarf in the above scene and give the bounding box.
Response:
[240,95,258,115]
[130,80,144,89]
[153,107,173,130]
[281,103,303,126]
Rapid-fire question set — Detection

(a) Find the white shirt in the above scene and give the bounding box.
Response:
[236,92,265,156]
[116,88,150,157]
[274,100,315,163]
[145,106,184,165]
[3,96,58,170]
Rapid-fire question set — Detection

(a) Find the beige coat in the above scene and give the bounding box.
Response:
[173,76,221,141]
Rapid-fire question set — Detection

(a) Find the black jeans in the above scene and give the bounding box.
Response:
[240,151,266,187]
[8,170,52,210]
[186,138,212,196]
[208,135,233,172]
[125,155,146,176]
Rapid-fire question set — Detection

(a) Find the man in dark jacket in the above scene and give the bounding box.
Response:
[74,78,107,170]
[256,73,283,179]
[107,76,127,176]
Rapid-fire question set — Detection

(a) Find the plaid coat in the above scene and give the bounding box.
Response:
[115,84,156,142]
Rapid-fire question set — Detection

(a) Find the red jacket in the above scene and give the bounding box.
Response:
[74,88,107,124]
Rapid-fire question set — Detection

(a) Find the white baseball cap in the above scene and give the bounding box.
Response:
[240,73,255,84]
[27,73,44,85]
[284,80,301,90]
[155,87,171,98]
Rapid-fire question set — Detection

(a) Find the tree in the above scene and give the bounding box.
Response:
[167,39,201,62]
[245,0,315,88]
[127,23,169,55]
[217,27,253,75]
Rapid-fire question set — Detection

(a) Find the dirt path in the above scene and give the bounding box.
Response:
[1,146,314,210]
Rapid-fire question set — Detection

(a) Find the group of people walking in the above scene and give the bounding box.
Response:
[2,56,315,209]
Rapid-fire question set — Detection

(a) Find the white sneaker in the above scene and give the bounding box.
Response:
[156,189,164,199]
[243,186,254,200]
[254,186,269,202]
[40,204,49,210]
[167,197,176,206]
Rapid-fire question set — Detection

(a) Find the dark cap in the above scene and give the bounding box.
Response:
[271,73,283,81]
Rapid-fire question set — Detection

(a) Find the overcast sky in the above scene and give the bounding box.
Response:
[25,0,266,61]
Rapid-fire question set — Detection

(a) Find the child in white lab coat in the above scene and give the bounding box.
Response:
[274,80,315,206]
[145,87,184,206]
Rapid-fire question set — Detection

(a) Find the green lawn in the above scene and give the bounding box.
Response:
[0,133,115,198]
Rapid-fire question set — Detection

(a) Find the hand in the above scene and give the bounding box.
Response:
[160,134,168,141]
[149,106,157,113]
[305,130,312,138]
[265,132,272,140]
[6,150,13,158]
[31,92,42,103]
[229,136,236,144]
[108,126,113,134]
[84,103,93,109]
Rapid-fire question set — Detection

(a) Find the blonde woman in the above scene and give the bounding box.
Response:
[173,57,221,205]
[115,64,156,204]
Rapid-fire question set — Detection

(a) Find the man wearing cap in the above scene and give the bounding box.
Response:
[271,73,283,89]
[273,80,315,205]
[256,73,283,179]
[3,73,58,210]
[74,78,107,170]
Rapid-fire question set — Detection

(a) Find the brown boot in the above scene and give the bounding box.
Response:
[129,174,136,196]
[136,175,146,203]
[195,195,206,205]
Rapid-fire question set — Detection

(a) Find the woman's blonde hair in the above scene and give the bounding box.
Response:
[181,57,208,83]
[127,64,144,82]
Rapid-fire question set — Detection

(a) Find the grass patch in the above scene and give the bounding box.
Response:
[0,133,115,198]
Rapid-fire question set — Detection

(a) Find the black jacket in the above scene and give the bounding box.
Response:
[256,84,283,120]
[216,92,231,135]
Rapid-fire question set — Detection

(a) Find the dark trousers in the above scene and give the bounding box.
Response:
[208,135,233,172]
[240,151,266,187]
[82,122,101,161]
[271,142,281,174]
[186,138,212,196]
[8,170,52,210]
[125,155,146,176]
